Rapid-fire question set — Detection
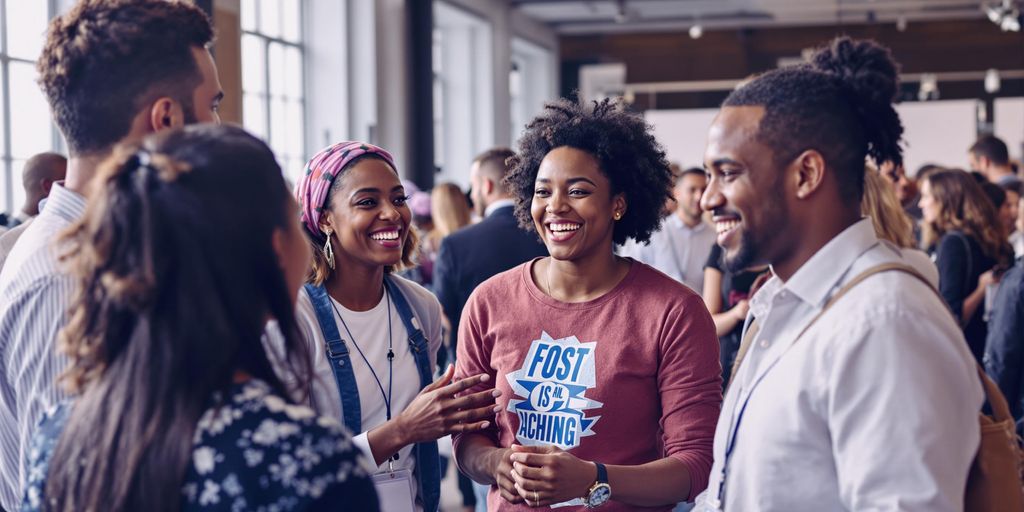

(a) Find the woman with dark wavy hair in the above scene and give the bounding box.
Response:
[20,125,378,512]
[452,98,721,510]
[920,169,1014,362]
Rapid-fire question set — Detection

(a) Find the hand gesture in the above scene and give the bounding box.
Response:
[396,365,500,445]
[508,444,598,507]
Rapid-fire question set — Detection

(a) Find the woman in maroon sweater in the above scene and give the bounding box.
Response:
[453,98,722,511]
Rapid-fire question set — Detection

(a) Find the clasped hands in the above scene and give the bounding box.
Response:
[494,444,598,508]
[395,365,502,444]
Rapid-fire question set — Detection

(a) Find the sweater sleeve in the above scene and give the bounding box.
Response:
[452,289,501,473]
[657,294,722,500]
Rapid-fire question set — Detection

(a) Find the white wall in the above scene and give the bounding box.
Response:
[995,97,1024,161]
[645,108,720,169]
[646,100,992,176]
[896,100,978,174]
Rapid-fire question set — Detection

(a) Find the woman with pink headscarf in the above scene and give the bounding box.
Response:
[289,141,499,512]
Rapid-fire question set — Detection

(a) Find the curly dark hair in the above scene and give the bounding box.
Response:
[505,97,673,246]
[38,0,214,155]
[723,37,904,205]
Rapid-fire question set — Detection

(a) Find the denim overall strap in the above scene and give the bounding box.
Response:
[383,276,441,512]
[303,283,362,433]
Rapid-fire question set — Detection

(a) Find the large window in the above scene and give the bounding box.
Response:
[1,0,62,216]
[510,37,555,147]
[433,1,494,189]
[241,0,306,184]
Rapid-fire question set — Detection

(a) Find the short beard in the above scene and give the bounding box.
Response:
[724,228,759,274]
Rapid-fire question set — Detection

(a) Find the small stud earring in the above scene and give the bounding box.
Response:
[614,212,622,220]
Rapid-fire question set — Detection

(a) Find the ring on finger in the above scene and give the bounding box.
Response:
[533,490,539,503]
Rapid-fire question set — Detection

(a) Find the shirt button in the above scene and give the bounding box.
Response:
[759,339,770,348]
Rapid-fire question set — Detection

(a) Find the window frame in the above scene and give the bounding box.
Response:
[241,0,308,182]
[0,0,63,215]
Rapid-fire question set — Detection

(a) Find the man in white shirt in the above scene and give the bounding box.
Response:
[620,167,715,292]
[696,37,982,512]
[0,2,223,509]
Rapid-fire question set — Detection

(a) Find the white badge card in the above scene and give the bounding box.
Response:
[371,468,417,512]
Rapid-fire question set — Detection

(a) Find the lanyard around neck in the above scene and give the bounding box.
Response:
[330,287,395,422]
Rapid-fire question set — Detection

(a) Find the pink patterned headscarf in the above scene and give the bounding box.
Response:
[295,141,397,240]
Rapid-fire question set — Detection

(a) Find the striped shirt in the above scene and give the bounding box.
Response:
[0,184,85,511]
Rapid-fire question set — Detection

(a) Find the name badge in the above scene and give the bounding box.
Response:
[371,468,416,512]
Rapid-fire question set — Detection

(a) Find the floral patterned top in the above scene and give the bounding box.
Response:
[20,379,379,511]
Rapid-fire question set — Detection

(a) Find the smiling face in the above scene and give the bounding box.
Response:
[918,180,940,225]
[702,106,790,273]
[319,157,411,271]
[530,146,625,262]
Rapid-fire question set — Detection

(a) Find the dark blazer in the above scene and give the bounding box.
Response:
[433,205,547,350]
[933,230,998,362]
[985,260,1024,437]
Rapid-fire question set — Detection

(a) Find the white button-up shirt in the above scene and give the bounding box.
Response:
[702,219,982,512]
[619,215,716,293]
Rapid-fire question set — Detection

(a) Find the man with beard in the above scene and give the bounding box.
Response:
[696,37,981,511]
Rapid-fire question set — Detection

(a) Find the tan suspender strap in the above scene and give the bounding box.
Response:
[728,263,932,387]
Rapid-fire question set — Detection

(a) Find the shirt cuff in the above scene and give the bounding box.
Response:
[352,432,378,473]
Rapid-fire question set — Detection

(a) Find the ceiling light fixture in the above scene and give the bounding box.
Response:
[984,0,1021,31]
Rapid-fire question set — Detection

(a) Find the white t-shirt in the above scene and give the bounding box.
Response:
[291,277,443,507]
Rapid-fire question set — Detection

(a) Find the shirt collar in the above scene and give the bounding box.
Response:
[781,218,878,308]
[485,198,516,217]
[40,183,87,224]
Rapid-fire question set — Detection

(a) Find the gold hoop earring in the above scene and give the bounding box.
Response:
[323,233,335,270]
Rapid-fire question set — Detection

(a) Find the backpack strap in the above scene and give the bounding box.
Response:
[302,283,362,433]
[730,262,1012,423]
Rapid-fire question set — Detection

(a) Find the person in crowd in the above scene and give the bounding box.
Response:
[878,160,922,221]
[8,153,67,228]
[696,37,981,511]
[416,182,471,290]
[970,135,1021,187]
[0,2,223,508]
[432,148,547,512]
[289,140,499,512]
[999,182,1021,251]
[1010,182,1024,258]
[434,148,547,361]
[984,256,1024,437]
[863,165,940,287]
[0,153,67,268]
[453,98,721,511]
[620,167,716,292]
[400,190,435,288]
[701,243,769,389]
[20,125,379,512]
[920,169,1014,362]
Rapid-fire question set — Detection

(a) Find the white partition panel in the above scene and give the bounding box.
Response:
[645,108,720,170]
[647,100,981,177]
[995,98,1024,161]
[896,100,978,175]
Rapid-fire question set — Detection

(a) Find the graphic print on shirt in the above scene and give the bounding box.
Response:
[506,331,602,450]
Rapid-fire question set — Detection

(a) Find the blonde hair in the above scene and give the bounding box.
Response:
[430,183,471,239]
[862,165,916,248]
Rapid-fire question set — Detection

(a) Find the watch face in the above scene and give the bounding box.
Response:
[587,484,611,507]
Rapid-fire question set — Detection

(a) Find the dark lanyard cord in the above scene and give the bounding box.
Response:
[330,288,395,422]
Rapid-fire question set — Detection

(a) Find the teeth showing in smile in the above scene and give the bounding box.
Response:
[549,223,581,233]
[370,231,399,241]
[715,219,740,235]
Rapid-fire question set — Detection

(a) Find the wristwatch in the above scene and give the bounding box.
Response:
[584,462,611,508]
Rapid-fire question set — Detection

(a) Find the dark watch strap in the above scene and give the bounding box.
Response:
[595,462,608,484]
